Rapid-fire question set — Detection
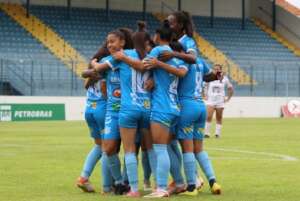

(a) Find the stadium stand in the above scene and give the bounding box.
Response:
[0,3,299,96]
[0,7,84,96]
[193,16,300,96]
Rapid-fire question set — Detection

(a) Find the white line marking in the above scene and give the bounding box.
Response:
[207,147,298,161]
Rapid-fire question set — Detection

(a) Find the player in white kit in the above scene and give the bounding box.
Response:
[204,64,233,138]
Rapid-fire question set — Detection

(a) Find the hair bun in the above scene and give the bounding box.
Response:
[137,21,147,32]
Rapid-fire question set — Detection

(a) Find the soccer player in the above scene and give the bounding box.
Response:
[167,11,222,194]
[76,45,109,193]
[143,20,188,198]
[90,28,135,195]
[204,64,234,138]
[92,27,154,197]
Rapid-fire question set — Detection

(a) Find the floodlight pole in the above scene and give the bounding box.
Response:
[241,0,245,30]
[106,0,110,21]
[210,0,214,28]
[272,0,276,31]
[142,0,147,21]
[67,0,71,20]
[26,0,30,18]
[178,0,181,11]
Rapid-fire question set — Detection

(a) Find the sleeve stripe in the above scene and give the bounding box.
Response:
[105,60,113,68]
[179,65,188,70]
[187,48,197,53]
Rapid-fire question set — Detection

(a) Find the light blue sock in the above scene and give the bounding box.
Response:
[147,149,157,181]
[170,140,182,165]
[101,154,113,192]
[195,151,216,181]
[122,157,128,182]
[125,152,138,192]
[105,152,123,184]
[153,144,170,190]
[81,145,102,178]
[168,144,184,185]
[183,152,196,185]
[142,151,151,182]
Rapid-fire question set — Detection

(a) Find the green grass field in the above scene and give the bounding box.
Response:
[1,118,300,201]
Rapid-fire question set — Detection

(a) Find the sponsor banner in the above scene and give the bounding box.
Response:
[0,104,65,121]
[281,100,300,118]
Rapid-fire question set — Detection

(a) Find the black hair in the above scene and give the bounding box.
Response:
[91,41,109,61]
[108,28,134,49]
[155,19,173,42]
[171,11,194,37]
[169,41,184,52]
[132,21,155,59]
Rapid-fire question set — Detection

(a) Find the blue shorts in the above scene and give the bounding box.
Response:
[103,111,120,140]
[85,100,106,139]
[150,111,178,129]
[119,109,150,129]
[176,99,206,140]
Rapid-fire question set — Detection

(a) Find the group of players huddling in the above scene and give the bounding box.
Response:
[76,10,233,198]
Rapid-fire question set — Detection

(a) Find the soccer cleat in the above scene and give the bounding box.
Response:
[76,177,95,193]
[179,188,199,196]
[126,190,141,197]
[144,189,169,198]
[204,134,210,138]
[114,183,129,195]
[215,134,220,138]
[211,182,221,195]
[196,176,204,191]
[167,181,185,195]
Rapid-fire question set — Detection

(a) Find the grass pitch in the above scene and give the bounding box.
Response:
[1,118,300,201]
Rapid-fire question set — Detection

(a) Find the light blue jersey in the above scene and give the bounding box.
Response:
[148,45,187,116]
[178,34,199,57]
[178,58,210,100]
[85,74,106,139]
[106,49,151,111]
[86,78,105,106]
[101,56,121,112]
[100,56,121,139]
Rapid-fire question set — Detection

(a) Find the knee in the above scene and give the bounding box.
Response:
[103,144,118,156]
[193,144,203,153]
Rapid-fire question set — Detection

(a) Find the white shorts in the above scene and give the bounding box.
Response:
[205,100,225,109]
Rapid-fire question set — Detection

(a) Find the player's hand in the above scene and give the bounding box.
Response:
[158,51,174,61]
[224,97,230,103]
[112,50,125,61]
[90,58,98,67]
[144,78,155,91]
[203,96,208,101]
[143,58,158,69]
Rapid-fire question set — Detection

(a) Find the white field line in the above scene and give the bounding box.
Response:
[207,147,298,161]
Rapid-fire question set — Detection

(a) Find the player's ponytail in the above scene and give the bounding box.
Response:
[133,21,153,59]
[182,11,194,37]
[172,11,194,37]
[156,19,173,42]
[137,20,147,32]
[118,28,134,49]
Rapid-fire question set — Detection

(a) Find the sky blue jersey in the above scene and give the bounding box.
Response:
[100,56,121,112]
[178,58,211,100]
[86,77,105,103]
[147,45,187,115]
[178,34,200,57]
[106,49,151,111]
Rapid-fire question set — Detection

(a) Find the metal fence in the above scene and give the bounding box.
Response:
[0,58,85,96]
[0,58,300,97]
